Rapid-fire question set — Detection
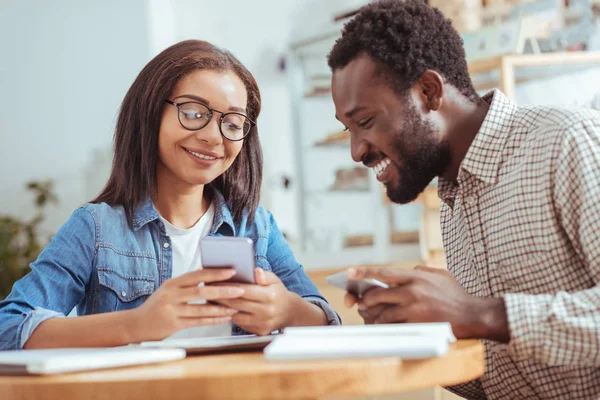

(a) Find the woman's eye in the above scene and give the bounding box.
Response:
[183,110,203,120]
[224,121,242,131]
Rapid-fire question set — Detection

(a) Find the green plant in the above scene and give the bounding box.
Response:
[0,180,58,300]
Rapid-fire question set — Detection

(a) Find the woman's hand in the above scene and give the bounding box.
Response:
[215,268,321,335]
[129,268,245,342]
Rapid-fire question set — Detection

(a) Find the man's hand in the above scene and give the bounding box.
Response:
[344,266,510,342]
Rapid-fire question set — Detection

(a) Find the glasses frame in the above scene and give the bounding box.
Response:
[164,99,255,142]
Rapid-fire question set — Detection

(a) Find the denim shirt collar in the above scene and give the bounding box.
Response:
[131,187,236,235]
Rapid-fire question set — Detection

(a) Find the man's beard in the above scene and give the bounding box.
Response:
[385,101,451,204]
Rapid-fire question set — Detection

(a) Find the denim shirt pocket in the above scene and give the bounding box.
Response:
[94,267,155,313]
[253,235,272,272]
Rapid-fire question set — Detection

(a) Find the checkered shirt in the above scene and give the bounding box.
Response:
[439,90,600,400]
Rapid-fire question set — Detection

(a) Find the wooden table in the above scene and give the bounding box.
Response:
[1,340,484,400]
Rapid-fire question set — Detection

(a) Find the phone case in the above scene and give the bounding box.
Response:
[200,237,256,284]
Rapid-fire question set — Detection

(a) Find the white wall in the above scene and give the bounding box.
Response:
[0,0,150,236]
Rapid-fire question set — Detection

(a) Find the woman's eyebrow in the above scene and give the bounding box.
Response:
[174,94,246,113]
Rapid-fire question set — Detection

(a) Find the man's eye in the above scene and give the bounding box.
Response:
[358,118,372,128]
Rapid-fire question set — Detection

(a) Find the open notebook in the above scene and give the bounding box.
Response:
[264,323,456,361]
[0,347,185,375]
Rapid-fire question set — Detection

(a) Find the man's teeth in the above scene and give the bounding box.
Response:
[187,150,217,160]
[373,158,391,176]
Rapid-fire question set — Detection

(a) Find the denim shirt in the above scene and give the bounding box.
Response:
[0,189,340,350]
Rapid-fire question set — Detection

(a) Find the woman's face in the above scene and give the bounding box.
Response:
[158,69,248,188]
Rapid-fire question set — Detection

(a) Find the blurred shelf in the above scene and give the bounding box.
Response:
[468,51,600,98]
[468,51,600,74]
[328,187,369,193]
[301,52,600,101]
[304,87,332,98]
[295,244,423,270]
[314,130,350,148]
[306,188,371,195]
[344,231,420,248]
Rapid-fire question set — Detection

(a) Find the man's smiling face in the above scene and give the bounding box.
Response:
[331,54,450,204]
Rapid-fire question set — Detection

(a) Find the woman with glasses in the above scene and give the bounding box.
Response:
[0,40,339,350]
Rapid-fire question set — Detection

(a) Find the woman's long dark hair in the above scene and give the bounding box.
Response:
[92,40,263,224]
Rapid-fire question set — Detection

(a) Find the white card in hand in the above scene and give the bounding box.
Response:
[325,271,388,297]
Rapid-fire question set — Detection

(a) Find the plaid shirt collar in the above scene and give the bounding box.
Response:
[438,89,517,205]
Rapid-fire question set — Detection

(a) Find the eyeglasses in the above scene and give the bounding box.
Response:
[164,99,255,142]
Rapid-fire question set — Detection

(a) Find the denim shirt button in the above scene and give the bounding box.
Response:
[163,242,170,249]
[121,290,126,297]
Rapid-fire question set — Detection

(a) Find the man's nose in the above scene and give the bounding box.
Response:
[350,134,369,164]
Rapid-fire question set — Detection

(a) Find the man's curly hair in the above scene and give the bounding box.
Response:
[328,0,480,103]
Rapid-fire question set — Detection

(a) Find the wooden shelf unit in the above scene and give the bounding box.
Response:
[468,51,600,100]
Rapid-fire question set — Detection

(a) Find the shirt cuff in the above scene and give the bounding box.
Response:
[304,296,342,325]
[19,307,65,349]
[504,292,552,362]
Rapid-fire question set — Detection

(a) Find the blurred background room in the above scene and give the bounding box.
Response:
[1,0,599,398]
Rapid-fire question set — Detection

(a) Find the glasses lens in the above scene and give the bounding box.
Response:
[179,103,211,130]
[221,113,252,140]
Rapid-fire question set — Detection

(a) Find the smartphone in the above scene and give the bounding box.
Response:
[326,271,389,298]
[200,236,256,284]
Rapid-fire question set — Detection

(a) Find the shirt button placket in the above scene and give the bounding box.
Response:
[463,191,490,294]
[467,198,485,256]
[160,238,172,286]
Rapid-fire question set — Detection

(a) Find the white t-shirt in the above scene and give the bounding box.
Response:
[159,202,232,338]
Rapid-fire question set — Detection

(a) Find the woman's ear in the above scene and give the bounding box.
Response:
[419,70,444,112]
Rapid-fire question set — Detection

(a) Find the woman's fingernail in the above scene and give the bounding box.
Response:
[227,309,238,315]
[230,287,245,296]
[357,303,367,310]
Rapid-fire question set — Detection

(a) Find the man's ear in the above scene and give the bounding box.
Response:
[418,70,444,111]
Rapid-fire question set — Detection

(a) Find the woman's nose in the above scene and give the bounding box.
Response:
[196,116,223,145]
